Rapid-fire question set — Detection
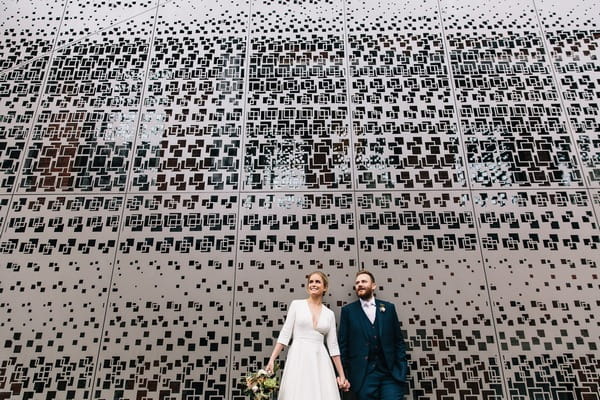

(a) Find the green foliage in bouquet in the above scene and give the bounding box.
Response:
[242,363,280,400]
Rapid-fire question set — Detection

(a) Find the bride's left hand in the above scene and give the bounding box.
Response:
[336,376,350,391]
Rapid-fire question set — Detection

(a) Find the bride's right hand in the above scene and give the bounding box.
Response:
[265,360,275,375]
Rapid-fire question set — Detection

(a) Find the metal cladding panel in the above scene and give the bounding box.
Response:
[0,0,598,399]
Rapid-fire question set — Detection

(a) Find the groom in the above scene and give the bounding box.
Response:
[338,270,409,399]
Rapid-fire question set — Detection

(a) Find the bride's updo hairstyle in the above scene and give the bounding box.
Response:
[306,271,329,295]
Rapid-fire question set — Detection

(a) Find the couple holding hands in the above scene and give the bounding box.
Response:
[266,270,409,400]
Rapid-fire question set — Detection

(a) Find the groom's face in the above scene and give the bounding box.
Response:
[354,273,376,300]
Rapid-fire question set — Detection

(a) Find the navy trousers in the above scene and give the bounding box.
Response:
[355,362,406,400]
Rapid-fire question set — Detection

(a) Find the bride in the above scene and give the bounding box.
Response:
[266,271,350,399]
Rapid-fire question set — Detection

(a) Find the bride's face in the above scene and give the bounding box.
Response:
[306,273,327,297]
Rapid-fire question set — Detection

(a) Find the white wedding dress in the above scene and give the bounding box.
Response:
[276,299,341,400]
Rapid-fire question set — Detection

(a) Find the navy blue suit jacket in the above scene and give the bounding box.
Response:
[338,299,408,393]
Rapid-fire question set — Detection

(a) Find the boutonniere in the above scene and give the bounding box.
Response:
[379,304,386,313]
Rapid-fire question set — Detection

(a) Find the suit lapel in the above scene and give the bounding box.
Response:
[375,299,384,337]
[352,300,372,338]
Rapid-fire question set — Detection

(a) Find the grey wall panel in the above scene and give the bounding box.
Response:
[131,0,248,192]
[536,0,600,186]
[0,195,11,257]
[0,195,123,399]
[0,59,49,193]
[243,0,351,191]
[92,193,237,399]
[475,189,599,399]
[56,0,158,48]
[595,190,600,224]
[356,191,504,398]
[18,15,155,193]
[347,0,466,190]
[441,0,583,188]
[0,1,64,71]
[0,195,8,232]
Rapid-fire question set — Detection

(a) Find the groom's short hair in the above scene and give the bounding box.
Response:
[356,269,375,283]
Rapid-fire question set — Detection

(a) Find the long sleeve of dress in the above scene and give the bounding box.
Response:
[277,300,297,346]
[325,310,340,357]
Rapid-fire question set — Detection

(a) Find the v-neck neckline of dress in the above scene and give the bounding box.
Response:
[306,300,323,330]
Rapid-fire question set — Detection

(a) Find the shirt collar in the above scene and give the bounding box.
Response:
[360,297,375,307]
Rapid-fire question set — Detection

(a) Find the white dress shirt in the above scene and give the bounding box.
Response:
[360,297,376,324]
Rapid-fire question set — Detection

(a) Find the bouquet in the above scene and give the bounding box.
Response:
[242,364,279,400]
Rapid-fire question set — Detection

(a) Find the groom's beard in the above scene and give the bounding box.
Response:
[356,287,374,300]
